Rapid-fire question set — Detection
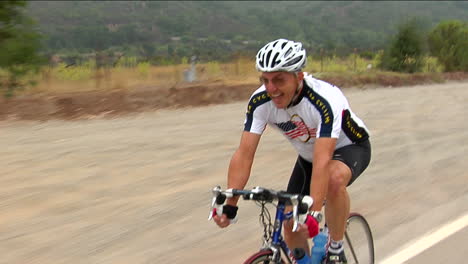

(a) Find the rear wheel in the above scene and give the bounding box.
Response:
[344,213,375,264]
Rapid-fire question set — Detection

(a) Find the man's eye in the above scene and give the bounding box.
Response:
[274,78,284,85]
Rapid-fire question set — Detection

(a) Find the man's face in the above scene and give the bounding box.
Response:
[260,71,304,109]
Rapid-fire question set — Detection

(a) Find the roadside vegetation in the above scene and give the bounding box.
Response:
[0,1,467,98]
[16,53,455,96]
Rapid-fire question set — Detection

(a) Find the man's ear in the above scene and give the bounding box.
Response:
[297,71,304,81]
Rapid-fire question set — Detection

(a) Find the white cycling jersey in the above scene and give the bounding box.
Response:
[244,73,370,162]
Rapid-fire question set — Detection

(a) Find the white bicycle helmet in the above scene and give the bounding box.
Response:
[256,38,307,72]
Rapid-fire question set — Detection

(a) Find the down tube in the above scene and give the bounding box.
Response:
[272,204,286,244]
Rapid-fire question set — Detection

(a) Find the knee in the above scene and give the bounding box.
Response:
[327,167,348,197]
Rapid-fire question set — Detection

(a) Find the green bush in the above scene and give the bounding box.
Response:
[359,51,376,60]
[0,1,45,97]
[428,20,468,72]
[378,19,425,73]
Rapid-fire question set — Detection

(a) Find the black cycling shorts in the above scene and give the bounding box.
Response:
[286,139,371,195]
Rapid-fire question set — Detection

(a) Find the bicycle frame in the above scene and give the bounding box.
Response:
[263,202,294,263]
[209,186,374,264]
[208,186,310,263]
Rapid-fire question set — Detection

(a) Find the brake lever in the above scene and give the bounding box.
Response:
[291,195,300,232]
[208,185,222,220]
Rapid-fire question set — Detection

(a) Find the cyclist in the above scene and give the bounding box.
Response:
[213,38,371,264]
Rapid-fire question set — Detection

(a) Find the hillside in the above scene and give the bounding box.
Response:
[26,1,468,58]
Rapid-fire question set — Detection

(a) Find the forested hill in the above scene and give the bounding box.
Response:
[26,1,467,59]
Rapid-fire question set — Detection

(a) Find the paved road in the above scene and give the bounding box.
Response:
[0,81,467,264]
[379,210,468,263]
[405,225,467,263]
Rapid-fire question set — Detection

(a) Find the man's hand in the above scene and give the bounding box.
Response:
[304,214,319,238]
[286,212,319,238]
[296,196,319,237]
[212,205,238,228]
[213,213,231,228]
[284,218,312,241]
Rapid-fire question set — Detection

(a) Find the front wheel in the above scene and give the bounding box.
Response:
[243,249,287,264]
[344,213,375,264]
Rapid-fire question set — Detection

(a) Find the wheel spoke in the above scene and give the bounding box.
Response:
[345,230,360,263]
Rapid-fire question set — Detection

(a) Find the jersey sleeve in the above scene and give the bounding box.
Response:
[327,101,343,139]
[313,100,341,139]
[307,83,345,139]
[243,90,270,135]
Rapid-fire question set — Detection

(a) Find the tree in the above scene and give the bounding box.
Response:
[378,19,426,73]
[428,20,468,72]
[0,0,45,97]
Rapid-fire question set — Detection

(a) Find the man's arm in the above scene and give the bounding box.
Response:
[310,137,336,211]
[226,131,261,206]
[213,131,261,228]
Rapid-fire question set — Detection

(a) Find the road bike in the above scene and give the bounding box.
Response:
[208,186,374,264]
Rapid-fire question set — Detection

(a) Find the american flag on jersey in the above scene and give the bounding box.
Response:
[275,120,317,141]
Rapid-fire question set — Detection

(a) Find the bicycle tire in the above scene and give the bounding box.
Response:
[344,213,375,264]
[243,249,287,264]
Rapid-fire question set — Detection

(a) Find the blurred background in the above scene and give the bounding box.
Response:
[0,2,467,264]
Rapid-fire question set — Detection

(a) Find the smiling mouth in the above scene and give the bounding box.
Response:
[270,93,283,98]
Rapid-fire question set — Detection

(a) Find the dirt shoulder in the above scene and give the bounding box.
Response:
[0,72,466,121]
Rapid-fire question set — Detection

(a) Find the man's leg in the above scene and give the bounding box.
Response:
[284,140,371,256]
[326,140,371,263]
[284,156,313,254]
[284,160,351,254]
[325,160,352,241]
[327,140,371,241]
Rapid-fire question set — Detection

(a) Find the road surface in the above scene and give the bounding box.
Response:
[0,81,467,264]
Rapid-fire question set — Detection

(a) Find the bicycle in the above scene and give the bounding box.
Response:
[208,186,375,264]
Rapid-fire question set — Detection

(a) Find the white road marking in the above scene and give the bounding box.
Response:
[380,211,468,264]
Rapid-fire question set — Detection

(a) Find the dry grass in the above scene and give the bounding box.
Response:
[17,56,447,96]
[22,60,260,95]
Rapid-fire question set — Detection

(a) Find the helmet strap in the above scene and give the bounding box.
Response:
[287,80,303,108]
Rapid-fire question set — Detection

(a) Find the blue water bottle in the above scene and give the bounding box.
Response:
[292,248,312,264]
[310,228,328,264]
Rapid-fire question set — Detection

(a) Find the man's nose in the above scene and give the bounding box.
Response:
[265,82,278,93]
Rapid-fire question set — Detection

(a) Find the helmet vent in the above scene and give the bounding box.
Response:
[271,53,280,67]
[283,56,303,67]
[258,58,264,67]
[272,40,279,48]
[266,50,273,67]
[258,52,265,67]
